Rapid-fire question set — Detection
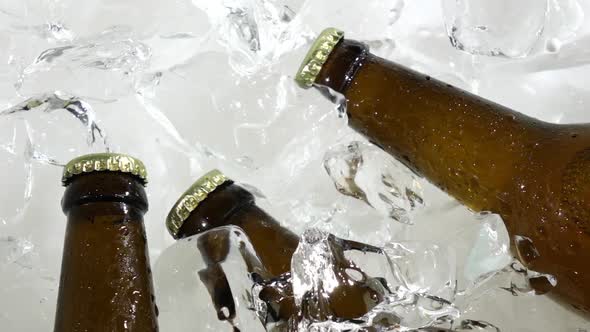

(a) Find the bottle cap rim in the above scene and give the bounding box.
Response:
[166,169,229,238]
[62,153,148,186]
[295,28,344,89]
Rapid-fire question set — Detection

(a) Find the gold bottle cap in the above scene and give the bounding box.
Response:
[62,153,148,186]
[166,169,229,238]
[295,28,344,89]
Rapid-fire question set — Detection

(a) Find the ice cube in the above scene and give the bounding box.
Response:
[463,213,512,286]
[1,92,108,166]
[6,0,207,40]
[154,226,268,332]
[142,50,348,171]
[298,0,404,41]
[0,234,58,330]
[324,141,426,224]
[542,0,585,47]
[384,242,457,302]
[191,0,308,74]
[0,235,34,269]
[0,120,33,225]
[441,0,548,58]
[458,259,590,331]
[17,27,151,99]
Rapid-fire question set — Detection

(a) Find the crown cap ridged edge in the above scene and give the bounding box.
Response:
[62,153,147,186]
[166,169,229,238]
[295,28,344,89]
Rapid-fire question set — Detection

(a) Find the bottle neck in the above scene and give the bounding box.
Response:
[57,182,157,331]
[177,182,254,238]
[315,39,368,98]
[62,172,148,214]
[178,182,299,277]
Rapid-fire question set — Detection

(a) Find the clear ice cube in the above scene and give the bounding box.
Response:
[0,120,32,225]
[299,0,404,41]
[17,27,151,99]
[154,226,268,332]
[324,141,426,224]
[462,213,512,287]
[191,0,308,74]
[531,0,586,57]
[384,242,457,302]
[4,0,206,40]
[0,233,58,330]
[458,259,589,331]
[441,0,548,58]
[1,92,108,166]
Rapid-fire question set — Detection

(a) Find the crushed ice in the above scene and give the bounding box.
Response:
[1,0,589,331]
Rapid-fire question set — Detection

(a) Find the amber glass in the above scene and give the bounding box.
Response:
[312,38,590,313]
[55,172,159,331]
[177,181,381,320]
[177,182,299,276]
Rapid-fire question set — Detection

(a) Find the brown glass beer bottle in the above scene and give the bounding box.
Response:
[55,153,159,331]
[166,170,382,321]
[296,28,590,313]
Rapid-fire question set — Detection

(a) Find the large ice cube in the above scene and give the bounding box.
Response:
[458,260,590,331]
[298,0,404,41]
[17,28,151,99]
[1,92,108,166]
[0,120,32,225]
[0,0,207,40]
[324,140,426,224]
[0,234,58,330]
[142,50,348,172]
[190,0,308,74]
[462,213,512,287]
[384,242,456,302]
[154,226,268,331]
[441,0,548,58]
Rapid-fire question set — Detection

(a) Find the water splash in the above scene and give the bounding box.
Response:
[287,229,462,331]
